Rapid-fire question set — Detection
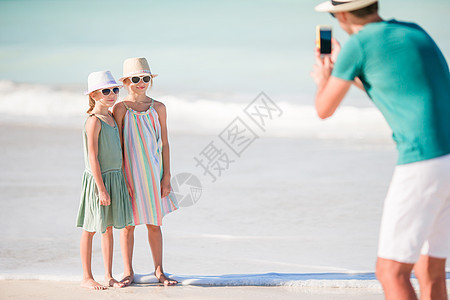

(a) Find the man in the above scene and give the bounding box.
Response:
[311,0,450,299]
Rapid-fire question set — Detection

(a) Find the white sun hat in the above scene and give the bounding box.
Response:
[119,57,158,82]
[315,0,378,13]
[84,70,122,95]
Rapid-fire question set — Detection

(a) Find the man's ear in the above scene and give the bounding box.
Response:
[335,11,348,23]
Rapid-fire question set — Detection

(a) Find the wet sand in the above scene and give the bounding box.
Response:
[0,280,385,300]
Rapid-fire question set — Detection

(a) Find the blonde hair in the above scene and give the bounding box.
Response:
[87,95,95,114]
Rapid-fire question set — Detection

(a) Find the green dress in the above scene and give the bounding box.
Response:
[77,114,134,233]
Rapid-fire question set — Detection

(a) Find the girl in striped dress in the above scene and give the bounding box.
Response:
[113,57,178,286]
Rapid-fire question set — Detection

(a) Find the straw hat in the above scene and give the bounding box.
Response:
[84,70,122,95]
[315,0,378,13]
[119,57,158,82]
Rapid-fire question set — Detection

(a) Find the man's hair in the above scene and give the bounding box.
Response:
[349,2,378,18]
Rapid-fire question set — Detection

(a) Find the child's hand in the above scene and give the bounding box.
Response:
[126,181,134,200]
[161,176,171,198]
[99,190,111,206]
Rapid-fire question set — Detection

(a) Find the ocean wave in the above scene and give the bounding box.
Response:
[136,272,384,288]
[2,272,450,289]
[0,273,80,282]
[0,81,392,141]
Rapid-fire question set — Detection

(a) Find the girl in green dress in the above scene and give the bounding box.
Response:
[77,71,134,290]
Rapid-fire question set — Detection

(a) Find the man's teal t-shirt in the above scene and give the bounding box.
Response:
[332,20,450,165]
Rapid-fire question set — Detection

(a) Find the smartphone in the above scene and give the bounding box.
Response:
[316,25,332,55]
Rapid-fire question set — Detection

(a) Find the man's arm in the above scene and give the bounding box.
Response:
[353,77,365,91]
[311,45,353,119]
[315,76,352,119]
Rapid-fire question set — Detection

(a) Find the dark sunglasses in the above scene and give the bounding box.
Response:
[101,87,120,96]
[330,12,336,18]
[131,76,151,84]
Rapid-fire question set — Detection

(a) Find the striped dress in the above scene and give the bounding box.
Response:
[122,99,178,226]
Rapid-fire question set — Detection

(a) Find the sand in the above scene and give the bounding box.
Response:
[0,280,385,300]
[0,123,387,299]
[1,123,448,299]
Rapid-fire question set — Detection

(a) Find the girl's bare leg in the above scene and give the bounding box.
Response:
[146,224,178,286]
[120,225,135,286]
[80,230,106,290]
[101,227,124,288]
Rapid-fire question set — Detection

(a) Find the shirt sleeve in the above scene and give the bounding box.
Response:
[332,36,363,81]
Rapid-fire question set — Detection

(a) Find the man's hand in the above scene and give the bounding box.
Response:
[311,49,333,91]
[311,38,352,119]
[311,38,341,91]
[331,38,341,63]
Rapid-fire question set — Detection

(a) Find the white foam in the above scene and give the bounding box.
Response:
[0,81,392,141]
[0,272,381,288]
[0,273,80,282]
[0,81,86,127]
[4,272,448,290]
[2,272,448,290]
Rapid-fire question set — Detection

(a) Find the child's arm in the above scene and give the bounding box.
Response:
[112,102,126,150]
[154,101,172,198]
[85,116,111,206]
[112,103,133,199]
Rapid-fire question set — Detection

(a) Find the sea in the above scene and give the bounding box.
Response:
[0,0,449,288]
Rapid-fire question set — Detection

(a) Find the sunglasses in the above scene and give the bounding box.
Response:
[101,87,120,96]
[130,76,151,84]
[330,12,336,18]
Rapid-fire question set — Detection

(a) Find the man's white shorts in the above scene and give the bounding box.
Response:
[377,153,450,263]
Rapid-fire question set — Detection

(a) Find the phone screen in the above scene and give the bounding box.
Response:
[320,28,332,54]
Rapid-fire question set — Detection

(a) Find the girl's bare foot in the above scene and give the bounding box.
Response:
[107,278,125,288]
[120,273,134,286]
[154,271,178,286]
[81,278,107,290]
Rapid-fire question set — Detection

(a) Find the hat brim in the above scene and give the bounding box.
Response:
[119,73,158,82]
[315,0,378,13]
[84,83,123,95]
